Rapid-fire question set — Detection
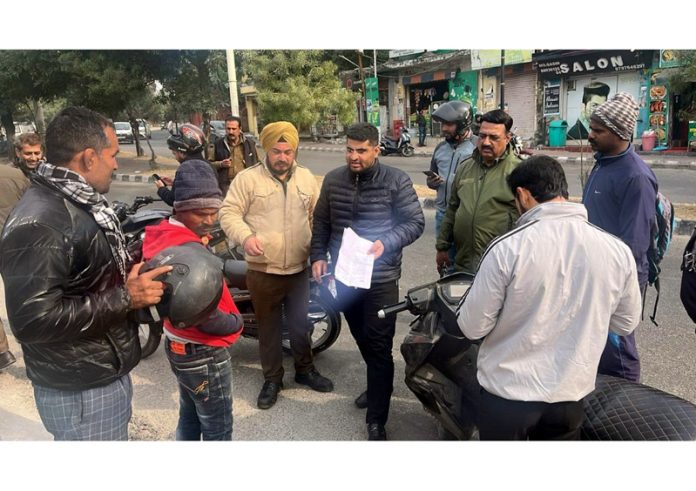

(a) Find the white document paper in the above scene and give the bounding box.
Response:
[334,227,374,289]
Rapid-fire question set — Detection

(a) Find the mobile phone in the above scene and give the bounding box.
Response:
[423,170,440,179]
[152,173,162,182]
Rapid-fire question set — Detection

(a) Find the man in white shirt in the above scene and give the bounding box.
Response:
[456,155,642,440]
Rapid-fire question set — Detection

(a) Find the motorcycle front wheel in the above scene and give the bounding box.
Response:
[400,145,415,157]
[282,294,342,355]
[139,321,163,359]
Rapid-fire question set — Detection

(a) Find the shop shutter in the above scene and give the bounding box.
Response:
[505,71,538,142]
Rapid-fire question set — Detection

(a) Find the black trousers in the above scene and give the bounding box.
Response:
[337,280,399,426]
[478,388,584,441]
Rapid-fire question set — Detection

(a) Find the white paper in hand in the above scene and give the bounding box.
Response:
[334,227,374,289]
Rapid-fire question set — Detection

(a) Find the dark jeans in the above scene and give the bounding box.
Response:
[418,126,426,146]
[246,268,314,383]
[435,208,456,275]
[478,388,584,441]
[337,280,399,426]
[165,341,233,441]
[597,282,645,383]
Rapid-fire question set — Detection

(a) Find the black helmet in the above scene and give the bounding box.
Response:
[141,243,223,329]
[431,100,473,135]
[166,123,206,154]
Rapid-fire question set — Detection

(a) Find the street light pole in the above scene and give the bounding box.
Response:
[500,49,506,111]
[226,49,240,116]
[358,52,366,123]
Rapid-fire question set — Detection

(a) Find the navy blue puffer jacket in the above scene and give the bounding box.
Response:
[310,161,424,284]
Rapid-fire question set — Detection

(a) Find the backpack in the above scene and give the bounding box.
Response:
[680,226,696,327]
[646,191,675,325]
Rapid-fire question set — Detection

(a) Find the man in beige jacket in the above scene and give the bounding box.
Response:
[219,121,334,409]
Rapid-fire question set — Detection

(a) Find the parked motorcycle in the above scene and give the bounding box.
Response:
[380,127,415,157]
[379,272,696,440]
[114,195,342,359]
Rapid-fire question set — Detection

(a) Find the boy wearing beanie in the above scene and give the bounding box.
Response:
[142,160,244,440]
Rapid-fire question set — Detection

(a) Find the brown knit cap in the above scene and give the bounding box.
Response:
[591,92,639,141]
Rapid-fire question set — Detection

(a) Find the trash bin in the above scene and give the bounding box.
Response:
[548,120,568,147]
[642,131,657,152]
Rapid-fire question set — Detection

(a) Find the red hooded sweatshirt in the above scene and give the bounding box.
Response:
[142,219,242,347]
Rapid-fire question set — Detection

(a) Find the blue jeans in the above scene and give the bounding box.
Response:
[165,341,233,440]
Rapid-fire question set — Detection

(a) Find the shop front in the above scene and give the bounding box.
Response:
[535,50,654,146]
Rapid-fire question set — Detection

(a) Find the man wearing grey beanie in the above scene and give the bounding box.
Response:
[582,92,658,382]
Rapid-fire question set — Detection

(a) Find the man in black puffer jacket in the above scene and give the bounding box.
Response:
[311,122,424,440]
[0,107,171,441]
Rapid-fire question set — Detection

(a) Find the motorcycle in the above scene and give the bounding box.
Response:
[113,195,342,359]
[380,127,415,157]
[378,272,696,440]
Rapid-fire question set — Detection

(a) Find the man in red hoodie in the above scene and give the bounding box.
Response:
[142,159,243,440]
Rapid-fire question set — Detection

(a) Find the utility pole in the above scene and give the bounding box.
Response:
[373,49,380,140]
[500,49,506,111]
[226,49,240,116]
[358,52,366,122]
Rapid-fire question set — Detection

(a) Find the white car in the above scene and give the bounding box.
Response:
[114,122,134,144]
[137,119,151,139]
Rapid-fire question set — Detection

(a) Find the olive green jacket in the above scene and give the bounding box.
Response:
[436,146,521,273]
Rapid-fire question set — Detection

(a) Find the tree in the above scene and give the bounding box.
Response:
[0,50,70,159]
[240,50,356,132]
[669,50,696,121]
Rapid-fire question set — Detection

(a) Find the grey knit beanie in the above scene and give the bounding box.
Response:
[173,159,223,211]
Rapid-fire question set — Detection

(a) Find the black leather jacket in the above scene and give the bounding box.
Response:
[0,176,140,390]
[310,161,425,284]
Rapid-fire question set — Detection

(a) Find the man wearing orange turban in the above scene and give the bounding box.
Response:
[219,121,334,410]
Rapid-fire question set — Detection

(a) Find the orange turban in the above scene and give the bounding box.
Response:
[259,121,299,152]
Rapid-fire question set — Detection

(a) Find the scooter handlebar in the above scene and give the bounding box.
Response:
[377,301,409,319]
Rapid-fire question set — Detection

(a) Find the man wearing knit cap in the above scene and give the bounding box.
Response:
[583,92,658,382]
[142,160,244,440]
[220,121,334,410]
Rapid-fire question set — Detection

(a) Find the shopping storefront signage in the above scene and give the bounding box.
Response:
[537,50,653,80]
[471,50,532,70]
[543,84,560,115]
[365,76,380,127]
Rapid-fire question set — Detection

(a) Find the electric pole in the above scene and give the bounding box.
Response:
[226,49,240,116]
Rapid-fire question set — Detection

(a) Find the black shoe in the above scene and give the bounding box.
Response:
[0,351,16,371]
[367,423,387,441]
[257,381,283,409]
[354,390,368,409]
[295,368,334,392]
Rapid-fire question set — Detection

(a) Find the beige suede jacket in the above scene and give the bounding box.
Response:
[219,161,319,275]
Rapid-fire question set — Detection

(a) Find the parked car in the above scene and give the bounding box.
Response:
[210,120,226,141]
[114,122,134,144]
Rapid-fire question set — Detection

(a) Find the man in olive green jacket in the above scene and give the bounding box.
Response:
[0,163,30,370]
[436,110,521,274]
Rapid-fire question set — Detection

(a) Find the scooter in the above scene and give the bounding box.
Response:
[114,196,342,359]
[380,127,415,157]
[379,272,696,440]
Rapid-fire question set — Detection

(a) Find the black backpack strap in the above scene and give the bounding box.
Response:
[649,277,660,326]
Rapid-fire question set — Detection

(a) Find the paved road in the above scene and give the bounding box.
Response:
[138,129,696,204]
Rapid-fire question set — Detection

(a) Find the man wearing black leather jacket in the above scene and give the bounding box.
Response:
[311,122,424,440]
[0,106,171,441]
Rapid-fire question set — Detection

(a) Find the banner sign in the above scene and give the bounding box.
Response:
[543,84,561,115]
[537,50,653,80]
